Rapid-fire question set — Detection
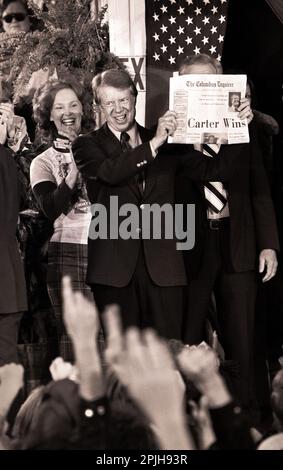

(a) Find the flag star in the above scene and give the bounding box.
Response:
[209,45,217,54]
[177,26,185,34]
[169,56,176,65]
[186,0,193,5]
[153,52,160,61]
[195,7,202,15]
[211,26,217,34]
[178,6,185,14]
[160,44,168,53]
[169,0,176,3]
[160,5,168,13]
[153,13,159,22]
[160,24,168,33]
[217,55,222,62]
[186,16,193,25]
[202,16,210,25]
[153,33,160,41]
[177,46,184,54]
[203,0,210,4]
[169,16,176,24]
[202,36,209,45]
[185,36,193,45]
[169,35,176,44]
[219,15,226,24]
[211,6,218,14]
[218,34,224,43]
[220,0,227,3]
[194,26,201,35]
[193,46,201,55]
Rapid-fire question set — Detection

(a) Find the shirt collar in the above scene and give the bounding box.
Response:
[107,122,141,147]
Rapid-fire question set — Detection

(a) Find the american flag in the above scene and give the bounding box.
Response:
[145,0,229,126]
[146,0,229,68]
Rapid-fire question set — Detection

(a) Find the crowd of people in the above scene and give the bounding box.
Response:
[0,0,282,452]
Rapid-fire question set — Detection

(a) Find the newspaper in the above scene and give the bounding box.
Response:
[169,74,249,145]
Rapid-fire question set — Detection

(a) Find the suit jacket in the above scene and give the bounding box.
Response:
[175,122,280,279]
[72,123,247,288]
[0,145,27,313]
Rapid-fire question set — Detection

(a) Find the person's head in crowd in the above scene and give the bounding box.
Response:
[271,368,283,430]
[0,0,31,34]
[12,386,46,440]
[22,400,156,450]
[33,75,95,145]
[92,69,138,134]
[179,53,223,76]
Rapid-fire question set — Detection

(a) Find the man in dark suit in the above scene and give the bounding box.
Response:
[72,69,245,340]
[0,140,27,365]
[176,54,279,411]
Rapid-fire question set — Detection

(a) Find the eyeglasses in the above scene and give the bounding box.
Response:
[2,13,27,23]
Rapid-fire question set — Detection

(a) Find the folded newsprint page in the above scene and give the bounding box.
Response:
[169,74,249,145]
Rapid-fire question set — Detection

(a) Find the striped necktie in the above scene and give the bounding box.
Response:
[202,143,227,214]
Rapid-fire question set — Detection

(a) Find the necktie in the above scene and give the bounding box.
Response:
[120,132,145,194]
[202,143,227,214]
[120,131,131,152]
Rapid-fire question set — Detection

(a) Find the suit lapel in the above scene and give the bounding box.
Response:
[99,123,140,198]
[99,123,157,200]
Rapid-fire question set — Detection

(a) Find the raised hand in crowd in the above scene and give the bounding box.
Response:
[0,364,24,420]
[178,347,254,450]
[103,306,193,450]
[120,328,192,450]
[62,276,104,401]
[177,347,231,409]
[49,357,78,383]
[0,363,24,441]
[189,396,216,450]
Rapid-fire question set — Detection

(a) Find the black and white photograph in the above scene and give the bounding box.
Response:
[228,91,241,112]
[0,0,283,460]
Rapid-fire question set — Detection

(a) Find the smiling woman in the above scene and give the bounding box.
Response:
[29,76,96,361]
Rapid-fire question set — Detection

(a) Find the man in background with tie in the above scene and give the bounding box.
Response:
[176,54,279,412]
[72,68,243,340]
